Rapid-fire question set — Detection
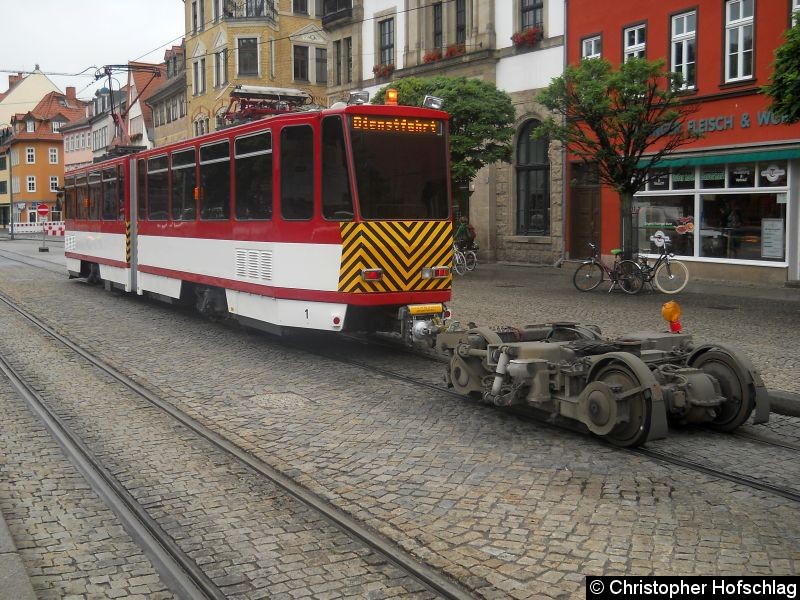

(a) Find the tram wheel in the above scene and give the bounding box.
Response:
[690,350,754,432]
[590,361,652,447]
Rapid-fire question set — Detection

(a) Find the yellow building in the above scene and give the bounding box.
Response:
[185,0,327,137]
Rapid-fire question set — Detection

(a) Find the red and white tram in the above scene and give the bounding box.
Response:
[64,90,453,341]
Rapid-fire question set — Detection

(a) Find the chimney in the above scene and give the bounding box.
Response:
[8,73,22,89]
[66,86,76,105]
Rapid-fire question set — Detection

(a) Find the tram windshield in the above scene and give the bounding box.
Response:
[348,115,449,220]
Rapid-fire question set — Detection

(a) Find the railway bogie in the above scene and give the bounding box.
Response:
[437,322,770,447]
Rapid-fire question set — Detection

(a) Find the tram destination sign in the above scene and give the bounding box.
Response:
[351,115,441,135]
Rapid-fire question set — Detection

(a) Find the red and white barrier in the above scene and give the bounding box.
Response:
[9,221,65,236]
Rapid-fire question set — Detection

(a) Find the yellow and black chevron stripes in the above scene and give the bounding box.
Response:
[339,221,453,293]
[125,221,131,264]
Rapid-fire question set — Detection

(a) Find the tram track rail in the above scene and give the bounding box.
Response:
[0,288,476,600]
[0,349,224,600]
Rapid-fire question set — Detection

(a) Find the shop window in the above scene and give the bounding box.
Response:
[758,162,787,187]
[700,166,725,189]
[671,167,695,190]
[516,120,550,235]
[728,163,755,188]
[700,194,785,261]
[634,195,694,256]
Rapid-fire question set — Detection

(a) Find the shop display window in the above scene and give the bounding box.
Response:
[633,195,694,256]
[699,193,785,261]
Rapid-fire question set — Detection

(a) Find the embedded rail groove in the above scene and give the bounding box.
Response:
[0,352,224,600]
[0,289,475,600]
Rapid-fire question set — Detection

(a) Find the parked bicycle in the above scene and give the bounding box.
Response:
[636,233,690,294]
[453,241,478,275]
[572,242,644,294]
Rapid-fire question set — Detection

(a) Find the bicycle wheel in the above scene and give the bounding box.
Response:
[617,260,644,295]
[573,262,603,291]
[653,259,689,294]
[465,250,477,271]
[453,250,467,276]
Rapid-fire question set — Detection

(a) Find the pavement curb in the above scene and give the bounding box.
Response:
[0,514,36,600]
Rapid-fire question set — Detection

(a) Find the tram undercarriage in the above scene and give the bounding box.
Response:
[436,322,770,447]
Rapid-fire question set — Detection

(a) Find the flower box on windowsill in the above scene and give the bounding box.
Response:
[511,26,542,50]
[444,43,466,58]
[372,63,395,79]
[423,49,442,63]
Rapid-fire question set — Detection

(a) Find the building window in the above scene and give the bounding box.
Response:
[293,45,309,81]
[0,156,5,171]
[0,182,6,194]
[315,48,327,84]
[238,38,258,76]
[333,40,342,85]
[344,37,353,83]
[725,0,754,82]
[581,35,601,59]
[49,147,58,164]
[50,176,59,192]
[455,0,467,44]
[671,11,697,89]
[521,0,543,30]
[379,18,394,66]
[26,147,35,164]
[52,121,63,133]
[433,3,443,49]
[516,120,550,236]
[26,119,35,133]
[293,0,308,14]
[27,175,36,193]
[214,48,229,86]
[794,0,800,13]
[624,24,646,60]
[191,0,204,33]
[193,59,207,95]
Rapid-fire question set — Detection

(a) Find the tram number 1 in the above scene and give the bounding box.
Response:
[305,309,309,319]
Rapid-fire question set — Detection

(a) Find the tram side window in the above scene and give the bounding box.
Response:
[171,148,197,220]
[280,125,314,220]
[200,141,230,220]
[76,176,88,220]
[117,165,126,220]
[102,167,117,220]
[137,159,146,221]
[321,116,353,220]
[88,171,102,220]
[235,132,272,220]
[148,155,169,220]
[64,176,76,219]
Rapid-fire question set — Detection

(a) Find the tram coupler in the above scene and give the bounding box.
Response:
[399,303,450,345]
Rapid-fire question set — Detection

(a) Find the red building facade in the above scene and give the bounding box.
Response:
[566,0,800,284]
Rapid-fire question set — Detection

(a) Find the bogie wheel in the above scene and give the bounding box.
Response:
[690,350,754,431]
[654,259,689,294]
[573,262,603,292]
[591,361,652,447]
[617,260,644,295]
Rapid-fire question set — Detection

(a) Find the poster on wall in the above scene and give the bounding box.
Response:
[761,218,785,259]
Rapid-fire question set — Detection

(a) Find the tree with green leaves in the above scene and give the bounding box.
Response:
[535,58,700,258]
[373,77,515,215]
[763,12,800,124]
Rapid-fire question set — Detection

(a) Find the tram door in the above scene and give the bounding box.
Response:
[569,162,600,259]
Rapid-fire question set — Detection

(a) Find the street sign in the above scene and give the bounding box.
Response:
[37,204,49,217]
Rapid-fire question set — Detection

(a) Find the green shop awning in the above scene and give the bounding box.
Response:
[638,147,800,169]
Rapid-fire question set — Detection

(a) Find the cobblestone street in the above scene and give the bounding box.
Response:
[0,239,798,599]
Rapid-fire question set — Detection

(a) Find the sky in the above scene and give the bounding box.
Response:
[1,0,186,101]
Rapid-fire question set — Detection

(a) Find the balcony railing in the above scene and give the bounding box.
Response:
[222,0,277,23]
[322,0,352,26]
